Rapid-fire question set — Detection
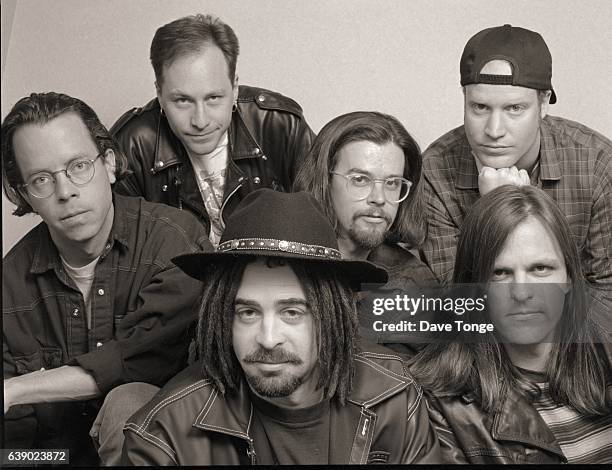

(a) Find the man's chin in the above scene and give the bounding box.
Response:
[348,226,388,250]
[245,373,303,398]
[474,152,521,170]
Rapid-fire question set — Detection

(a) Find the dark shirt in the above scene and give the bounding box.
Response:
[250,392,330,465]
[2,194,211,451]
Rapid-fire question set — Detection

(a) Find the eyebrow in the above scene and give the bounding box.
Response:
[494,258,561,268]
[168,89,227,98]
[24,154,93,178]
[234,297,310,308]
[345,168,404,178]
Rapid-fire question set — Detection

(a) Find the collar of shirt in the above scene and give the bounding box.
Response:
[29,194,131,275]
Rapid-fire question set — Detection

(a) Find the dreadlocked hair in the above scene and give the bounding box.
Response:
[195,256,360,405]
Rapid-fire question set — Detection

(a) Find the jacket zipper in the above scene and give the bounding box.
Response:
[246,437,257,464]
[219,179,244,228]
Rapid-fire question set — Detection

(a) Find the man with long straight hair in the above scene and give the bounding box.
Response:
[123,189,441,465]
[294,111,436,290]
[411,185,611,464]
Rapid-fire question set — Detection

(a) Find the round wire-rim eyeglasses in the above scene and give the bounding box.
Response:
[20,153,104,199]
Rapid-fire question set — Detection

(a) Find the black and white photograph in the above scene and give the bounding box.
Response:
[2,0,611,466]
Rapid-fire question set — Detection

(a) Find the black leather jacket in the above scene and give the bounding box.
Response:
[426,344,612,464]
[110,85,315,233]
[122,342,442,465]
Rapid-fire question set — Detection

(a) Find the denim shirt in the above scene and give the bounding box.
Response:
[3,194,211,448]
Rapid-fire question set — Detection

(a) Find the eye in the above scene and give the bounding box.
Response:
[532,264,553,276]
[70,160,90,173]
[281,308,308,323]
[471,103,488,113]
[385,178,402,190]
[173,97,190,105]
[490,268,511,282]
[208,95,222,101]
[235,308,260,323]
[348,174,371,187]
[30,174,51,187]
[507,104,524,114]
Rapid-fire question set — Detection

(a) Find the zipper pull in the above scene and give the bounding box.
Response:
[246,439,257,464]
[361,418,369,436]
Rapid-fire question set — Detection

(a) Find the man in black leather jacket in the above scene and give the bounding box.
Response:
[111,14,315,244]
[122,190,442,465]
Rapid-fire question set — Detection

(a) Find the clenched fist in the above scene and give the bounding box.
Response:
[478,166,530,196]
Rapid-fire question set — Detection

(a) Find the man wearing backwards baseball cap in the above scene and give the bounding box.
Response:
[122,189,441,465]
[421,25,612,316]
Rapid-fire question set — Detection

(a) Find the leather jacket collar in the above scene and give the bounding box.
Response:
[148,102,264,175]
[192,351,414,464]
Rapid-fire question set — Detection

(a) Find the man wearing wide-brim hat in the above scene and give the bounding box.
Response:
[122,189,441,465]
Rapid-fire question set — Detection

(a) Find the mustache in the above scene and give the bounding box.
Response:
[353,209,393,224]
[243,347,303,365]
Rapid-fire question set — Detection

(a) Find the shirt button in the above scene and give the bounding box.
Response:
[156,161,165,168]
[72,308,80,317]
[96,342,103,348]
[253,148,260,155]
[97,288,105,296]
[161,184,168,192]
[105,242,111,250]
[257,94,265,103]
[253,177,261,184]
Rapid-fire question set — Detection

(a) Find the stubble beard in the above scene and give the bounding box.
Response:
[244,372,304,398]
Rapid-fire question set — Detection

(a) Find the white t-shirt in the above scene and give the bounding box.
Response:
[187,133,229,247]
[60,255,101,329]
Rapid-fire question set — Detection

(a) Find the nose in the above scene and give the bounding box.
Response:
[484,110,506,139]
[54,171,79,200]
[367,180,386,206]
[190,103,209,130]
[255,314,284,350]
[509,276,534,302]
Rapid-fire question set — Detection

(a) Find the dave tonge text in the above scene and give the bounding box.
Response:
[372,320,494,334]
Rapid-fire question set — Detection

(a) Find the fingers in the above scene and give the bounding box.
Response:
[478,166,532,195]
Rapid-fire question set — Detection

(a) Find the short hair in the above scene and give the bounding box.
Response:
[150,14,240,85]
[293,111,425,247]
[1,92,129,216]
[411,186,609,415]
[195,256,360,405]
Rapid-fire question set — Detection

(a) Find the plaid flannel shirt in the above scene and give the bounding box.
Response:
[421,115,612,315]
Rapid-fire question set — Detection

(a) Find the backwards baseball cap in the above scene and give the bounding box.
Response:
[460,24,557,104]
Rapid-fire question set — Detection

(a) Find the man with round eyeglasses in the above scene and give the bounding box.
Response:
[19,153,104,200]
[294,111,436,291]
[1,92,212,465]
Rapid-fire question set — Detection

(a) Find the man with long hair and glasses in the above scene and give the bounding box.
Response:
[294,111,436,290]
[411,185,611,464]
[2,92,212,465]
[123,189,441,465]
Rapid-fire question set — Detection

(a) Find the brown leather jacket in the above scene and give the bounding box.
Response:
[426,345,612,464]
[122,342,441,465]
[110,85,315,234]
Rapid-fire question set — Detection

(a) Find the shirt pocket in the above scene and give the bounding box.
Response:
[14,347,63,374]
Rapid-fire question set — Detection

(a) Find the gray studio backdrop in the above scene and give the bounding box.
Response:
[2,0,612,253]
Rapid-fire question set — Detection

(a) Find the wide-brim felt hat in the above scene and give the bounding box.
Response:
[172,189,388,289]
